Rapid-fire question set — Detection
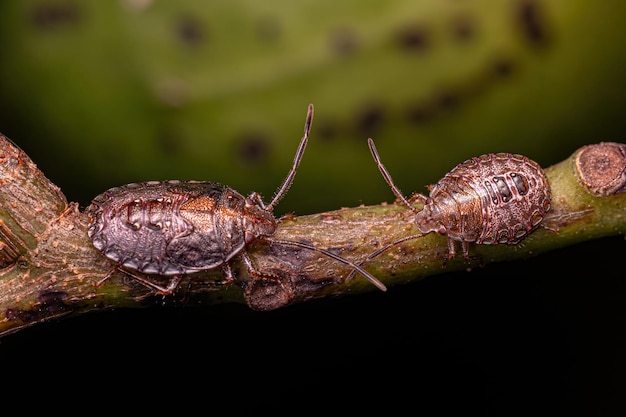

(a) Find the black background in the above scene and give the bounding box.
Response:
[1,235,624,416]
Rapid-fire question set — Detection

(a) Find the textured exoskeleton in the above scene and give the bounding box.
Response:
[348,138,552,281]
[86,105,386,294]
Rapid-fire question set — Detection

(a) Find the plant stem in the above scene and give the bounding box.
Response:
[0,136,624,337]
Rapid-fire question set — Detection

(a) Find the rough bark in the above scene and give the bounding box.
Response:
[0,135,624,337]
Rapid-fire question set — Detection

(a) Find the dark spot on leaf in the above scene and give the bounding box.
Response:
[450,15,476,43]
[395,23,431,52]
[406,101,436,124]
[236,132,271,166]
[516,0,551,47]
[436,90,461,111]
[176,15,206,46]
[30,1,80,29]
[355,104,385,134]
[491,57,516,78]
[330,27,360,56]
[404,89,462,124]
[461,55,518,100]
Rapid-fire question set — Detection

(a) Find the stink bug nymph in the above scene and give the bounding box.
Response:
[348,138,552,280]
[86,105,386,294]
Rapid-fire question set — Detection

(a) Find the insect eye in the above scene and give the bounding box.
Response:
[245,231,255,245]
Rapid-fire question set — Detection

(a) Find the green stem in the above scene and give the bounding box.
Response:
[0,135,624,337]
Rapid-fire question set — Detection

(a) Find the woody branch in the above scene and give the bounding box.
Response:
[0,135,624,337]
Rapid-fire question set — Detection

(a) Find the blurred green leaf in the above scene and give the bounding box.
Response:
[0,0,624,215]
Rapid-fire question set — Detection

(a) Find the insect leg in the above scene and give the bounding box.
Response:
[447,238,458,260]
[95,268,116,289]
[408,193,429,204]
[217,262,237,285]
[96,267,183,295]
[460,240,471,262]
[440,238,458,268]
[238,250,265,280]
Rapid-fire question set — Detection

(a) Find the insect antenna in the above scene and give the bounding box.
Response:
[368,137,422,212]
[266,237,387,292]
[345,232,425,282]
[265,104,314,212]
[344,138,430,284]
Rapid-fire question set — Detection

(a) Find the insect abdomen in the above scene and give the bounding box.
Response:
[86,180,243,275]
[431,153,551,245]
